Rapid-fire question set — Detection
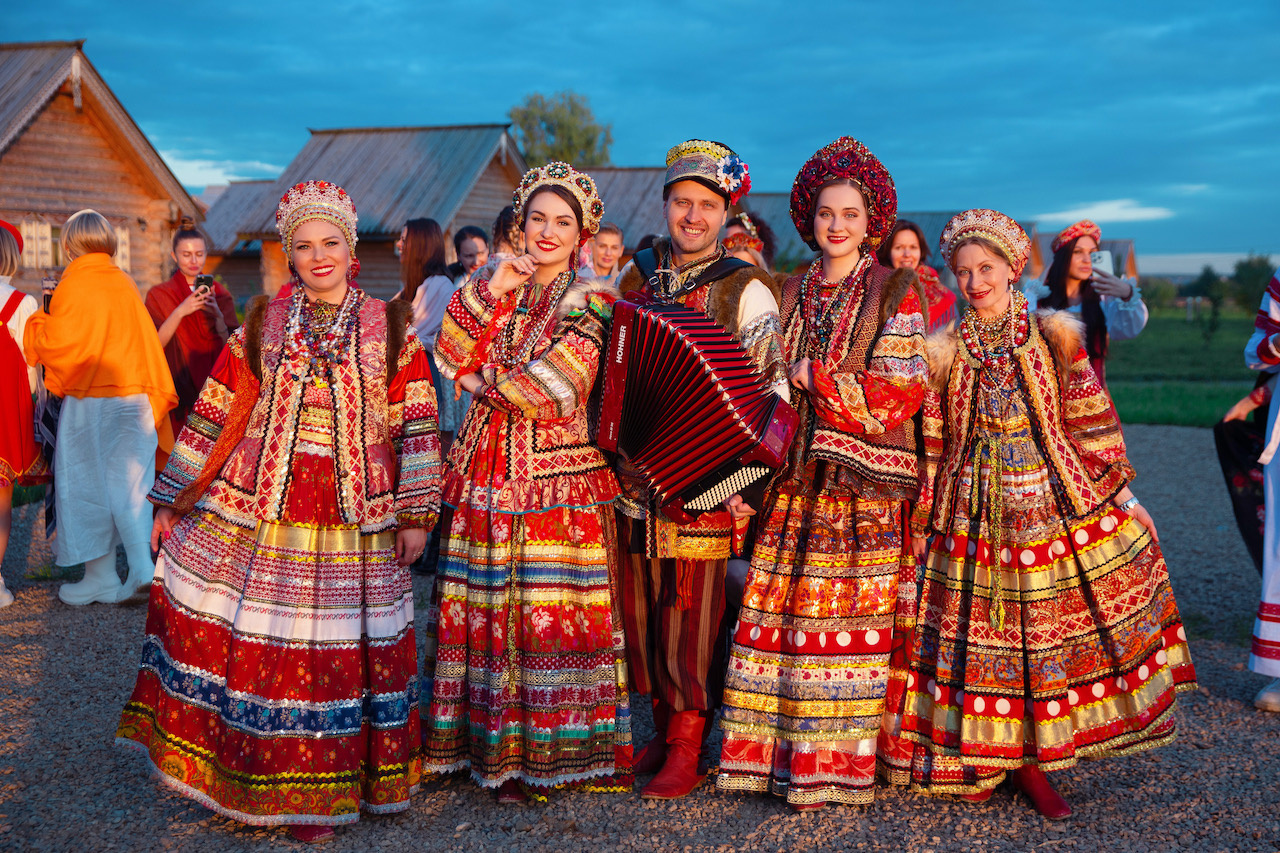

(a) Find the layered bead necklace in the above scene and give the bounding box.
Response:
[494,269,575,367]
[797,255,871,357]
[959,289,1029,382]
[958,288,1029,631]
[283,284,362,385]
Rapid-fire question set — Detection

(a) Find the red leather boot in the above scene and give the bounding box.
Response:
[634,699,670,776]
[1012,766,1072,820]
[640,711,707,800]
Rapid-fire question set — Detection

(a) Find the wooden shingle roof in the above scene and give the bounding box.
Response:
[237,124,526,240]
[0,39,200,219]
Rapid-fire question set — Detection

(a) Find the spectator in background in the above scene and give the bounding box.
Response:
[23,209,177,605]
[1023,219,1147,388]
[491,205,524,262]
[634,233,659,253]
[1242,270,1280,712]
[877,219,957,333]
[393,217,467,456]
[585,221,624,286]
[145,219,239,439]
[725,208,776,272]
[447,225,490,284]
[0,222,46,608]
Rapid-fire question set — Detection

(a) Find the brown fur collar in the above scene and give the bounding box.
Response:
[244,295,270,381]
[1035,308,1085,387]
[878,266,921,333]
[385,298,413,383]
[554,276,622,322]
[924,307,1084,391]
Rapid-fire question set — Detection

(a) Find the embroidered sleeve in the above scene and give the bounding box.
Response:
[1100,277,1148,341]
[149,330,250,509]
[388,331,442,529]
[810,289,928,434]
[480,293,611,420]
[911,385,945,537]
[737,280,789,402]
[434,275,515,380]
[1061,346,1134,496]
[1246,275,1280,371]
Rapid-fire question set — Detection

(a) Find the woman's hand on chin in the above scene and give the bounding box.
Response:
[489,255,537,297]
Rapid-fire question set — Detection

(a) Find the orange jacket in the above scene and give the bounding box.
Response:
[24,252,177,453]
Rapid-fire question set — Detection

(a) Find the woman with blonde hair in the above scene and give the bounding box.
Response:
[903,209,1195,818]
[24,209,176,605]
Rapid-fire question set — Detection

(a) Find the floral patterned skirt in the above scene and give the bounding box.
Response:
[422,500,631,789]
[116,453,421,826]
[717,473,916,807]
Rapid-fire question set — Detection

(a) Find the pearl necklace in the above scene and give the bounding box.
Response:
[798,255,871,356]
[960,290,1029,375]
[283,284,362,384]
[495,269,574,366]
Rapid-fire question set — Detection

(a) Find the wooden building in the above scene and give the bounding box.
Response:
[224,124,527,299]
[0,40,202,294]
[200,179,273,299]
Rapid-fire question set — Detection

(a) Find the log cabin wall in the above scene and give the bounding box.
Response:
[0,80,182,294]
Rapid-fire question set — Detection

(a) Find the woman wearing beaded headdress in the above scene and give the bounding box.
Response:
[116,180,443,843]
[423,162,630,803]
[716,137,929,811]
[901,209,1195,819]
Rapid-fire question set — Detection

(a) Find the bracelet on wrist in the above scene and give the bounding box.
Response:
[1116,496,1140,513]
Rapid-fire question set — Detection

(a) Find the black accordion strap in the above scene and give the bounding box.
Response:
[638,247,754,298]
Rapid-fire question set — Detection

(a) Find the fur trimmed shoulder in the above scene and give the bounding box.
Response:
[925,327,959,391]
[877,265,922,330]
[385,298,413,383]
[1035,308,1085,384]
[554,276,622,321]
[243,294,271,381]
[617,261,646,296]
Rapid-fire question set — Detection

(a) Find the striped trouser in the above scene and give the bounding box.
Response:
[618,514,728,712]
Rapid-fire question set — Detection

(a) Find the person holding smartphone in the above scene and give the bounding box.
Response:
[1022,219,1147,387]
[145,220,239,439]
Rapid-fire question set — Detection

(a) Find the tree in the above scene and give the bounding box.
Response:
[1231,254,1277,310]
[1186,265,1229,346]
[508,91,612,168]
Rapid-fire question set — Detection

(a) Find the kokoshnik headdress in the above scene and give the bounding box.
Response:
[939,209,1031,279]
[664,139,751,206]
[276,180,359,259]
[513,161,605,247]
[1051,219,1101,254]
[789,137,897,252]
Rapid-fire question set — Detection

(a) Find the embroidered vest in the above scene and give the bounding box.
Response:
[779,262,919,500]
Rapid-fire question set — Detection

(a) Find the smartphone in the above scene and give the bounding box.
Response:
[1089,250,1114,277]
[194,274,214,295]
[41,276,57,312]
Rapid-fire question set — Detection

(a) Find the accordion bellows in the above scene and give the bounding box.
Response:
[599,298,798,523]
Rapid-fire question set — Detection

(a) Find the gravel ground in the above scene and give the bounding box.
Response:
[1,424,1278,852]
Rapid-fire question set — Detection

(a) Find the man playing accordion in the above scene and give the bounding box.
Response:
[613,139,789,800]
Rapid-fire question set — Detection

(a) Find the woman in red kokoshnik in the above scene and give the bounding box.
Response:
[423,162,631,803]
[902,209,1195,819]
[716,137,929,811]
[117,180,442,843]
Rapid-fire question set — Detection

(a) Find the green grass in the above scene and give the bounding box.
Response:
[1110,380,1253,428]
[1107,308,1253,383]
[1106,308,1257,427]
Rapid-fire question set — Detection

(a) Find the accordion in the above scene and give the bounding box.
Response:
[598,297,798,524]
